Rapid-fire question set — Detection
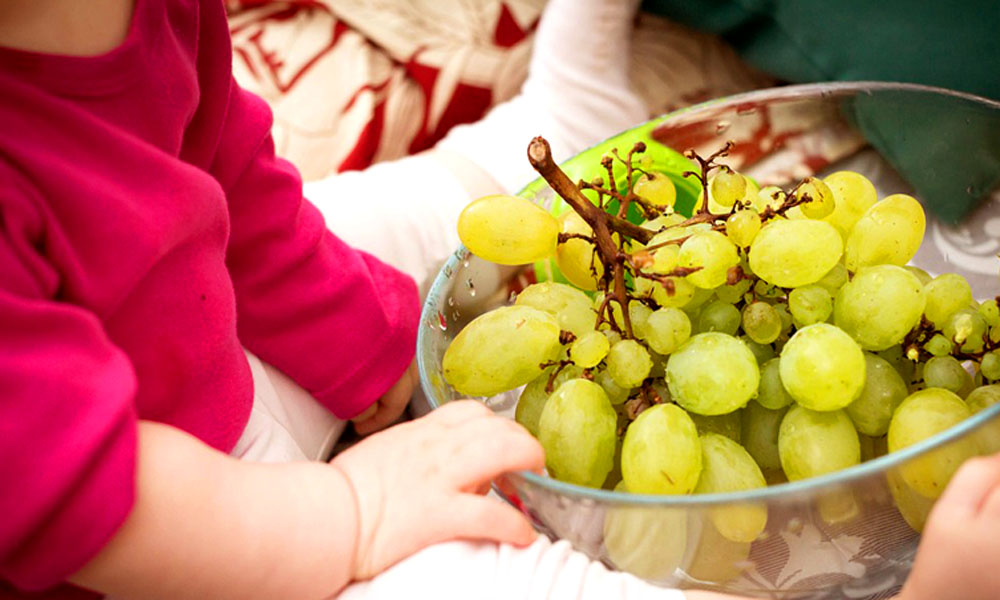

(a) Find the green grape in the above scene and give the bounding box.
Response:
[606,339,652,389]
[569,330,610,369]
[685,285,716,311]
[515,373,550,436]
[665,332,760,415]
[788,284,833,328]
[679,231,740,289]
[876,344,917,385]
[628,301,654,339]
[741,301,783,344]
[644,307,692,355]
[846,353,908,436]
[740,335,775,365]
[887,468,935,533]
[515,281,596,338]
[982,352,1000,381]
[754,185,787,213]
[923,273,973,327]
[634,172,677,210]
[967,384,1000,413]
[443,305,561,396]
[924,334,954,357]
[686,517,752,583]
[689,411,743,443]
[773,303,794,336]
[822,171,877,239]
[815,262,849,293]
[715,278,752,304]
[555,210,603,290]
[695,433,768,543]
[888,387,976,498]
[594,291,625,331]
[980,299,1000,328]
[622,403,702,494]
[757,358,793,410]
[741,400,788,472]
[635,273,696,308]
[859,433,890,462]
[753,279,784,300]
[905,266,933,286]
[796,176,836,219]
[779,323,866,411]
[651,244,680,275]
[538,379,618,487]
[834,265,926,351]
[595,368,630,405]
[603,488,688,581]
[726,208,762,247]
[642,212,686,232]
[710,169,747,208]
[698,300,742,336]
[748,218,843,288]
[778,406,860,480]
[457,194,559,264]
[943,308,988,353]
[923,356,973,397]
[844,194,926,272]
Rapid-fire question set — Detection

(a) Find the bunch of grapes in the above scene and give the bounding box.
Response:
[442,136,1000,536]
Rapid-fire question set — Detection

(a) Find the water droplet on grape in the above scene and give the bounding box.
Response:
[451,310,460,321]
[715,120,731,134]
[463,259,470,268]
[447,296,455,306]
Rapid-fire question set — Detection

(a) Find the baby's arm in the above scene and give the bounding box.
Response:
[70,401,544,598]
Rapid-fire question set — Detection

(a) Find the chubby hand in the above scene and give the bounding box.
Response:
[352,361,418,435]
[900,452,1000,600]
[331,400,545,580]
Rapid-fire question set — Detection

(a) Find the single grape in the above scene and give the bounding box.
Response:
[876,343,917,385]
[967,384,1000,413]
[606,339,652,389]
[726,208,762,247]
[635,274,697,308]
[710,169,747,208]
[905,266,933,286]
[686,517,753,584]
[742,301,783,345]
[980,299,1000,328]
[846,353,909,436]
[834,265,926,351]
[748,218,843,288]
[603,488,688,581]
[569,330,611,368]
[924,334,954,357]
[698,300,742,336]
[741,400,788,473]
[443,305,561,396]
[943,308,988,353]
[923,273,974,327]
[844,194,926,272]
[740,335,775,365]
[888,469,935,533]
[679,231,740,289]
[754,185,787,213]
[923,356,974,397]
[458,194,559,264]
[822,171,877,239]
[628,301,654,339]
[778,406,860,481]
[982,352,1000,382]
[644,307,692,355]
[537,379,618,487]
[515,281,596,338]
[595,368,630,405]
[515,373,550,437]
[757,358,793,410]
[888,387,976,498]
[815,262,849,293]
[796,176,836,219]
[780,323,866,411]
[642,212,686,232]
[555,210,603,290]
[788,285,833,328]
[634,172,677,211]
[715,278,752,304]
[651,244,680,275]
[689,411,742,443]
[621,403,702,494]
[665,332,760,415]
[695,433,768,543]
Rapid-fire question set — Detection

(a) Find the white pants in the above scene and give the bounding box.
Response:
[235,351,685,600]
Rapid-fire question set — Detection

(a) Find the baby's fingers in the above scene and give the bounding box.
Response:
[449,417,545,486]
[447,495,538,547]
[933,453,1000,521]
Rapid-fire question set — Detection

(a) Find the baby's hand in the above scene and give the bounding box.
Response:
[331,400,545,580]
[352,361,418,435]
[899,452,1000,600]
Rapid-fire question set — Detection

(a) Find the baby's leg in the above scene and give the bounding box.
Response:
[337,536,686,600]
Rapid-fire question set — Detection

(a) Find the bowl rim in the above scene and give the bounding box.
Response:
[418,80,1000,506]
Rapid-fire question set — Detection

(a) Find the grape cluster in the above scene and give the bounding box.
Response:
[443,137,1000,537]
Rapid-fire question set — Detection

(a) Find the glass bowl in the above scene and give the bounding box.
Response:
[416,82,1000,599]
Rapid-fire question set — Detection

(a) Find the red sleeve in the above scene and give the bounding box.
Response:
[0,171,139,591]
[211,82,420,419]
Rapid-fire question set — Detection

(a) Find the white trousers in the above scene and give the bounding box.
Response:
[234,351,685,600]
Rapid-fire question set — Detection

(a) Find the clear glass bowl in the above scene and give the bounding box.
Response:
[416,82,1000,599]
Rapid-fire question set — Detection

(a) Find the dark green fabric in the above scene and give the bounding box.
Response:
[642,0,1000,100]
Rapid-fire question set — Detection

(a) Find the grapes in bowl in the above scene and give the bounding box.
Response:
[415,82,1000,599]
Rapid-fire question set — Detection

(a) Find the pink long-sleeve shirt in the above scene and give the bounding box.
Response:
[0,0,420,596]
